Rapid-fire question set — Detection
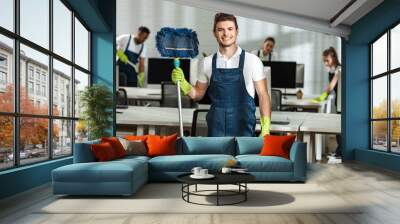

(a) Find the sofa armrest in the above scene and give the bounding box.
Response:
[289,141,307,181]
[73,141,99,163]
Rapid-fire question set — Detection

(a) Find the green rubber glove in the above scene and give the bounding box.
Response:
[117,50,128,64]
[137,72,145,87]
[259,116,271,137]
[171,68,192,95]
[311,91,328,103]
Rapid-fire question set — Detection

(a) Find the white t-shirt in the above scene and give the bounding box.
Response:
[116,34,147,59]
[197,47,266,98]
[250,49,278,61]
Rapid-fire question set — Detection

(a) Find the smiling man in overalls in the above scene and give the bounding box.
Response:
[171,13,272,137]
[116,26,150,87]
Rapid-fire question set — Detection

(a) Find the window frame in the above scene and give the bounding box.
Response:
[0,0,92,171]
[370,20,400,154]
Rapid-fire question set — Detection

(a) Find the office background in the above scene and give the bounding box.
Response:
[117,0,341,95]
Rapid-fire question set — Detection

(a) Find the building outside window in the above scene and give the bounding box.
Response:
[0,54,7,89]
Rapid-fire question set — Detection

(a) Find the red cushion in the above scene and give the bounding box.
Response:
[146,133,178,157]
[124,135,148,142]
[101,137,126,158]
[91,142,117,161]
[260,135,296,159]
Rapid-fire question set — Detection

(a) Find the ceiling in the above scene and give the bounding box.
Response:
[166,0,384,38]
[226,0,353,24]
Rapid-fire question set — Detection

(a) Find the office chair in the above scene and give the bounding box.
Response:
[116,88,128,109]
[254,89,282,111]
[191,109,209,136]
[161,81,194,108]
[270,89,282,111]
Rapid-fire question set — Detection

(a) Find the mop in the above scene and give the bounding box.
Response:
[155,27,199,136]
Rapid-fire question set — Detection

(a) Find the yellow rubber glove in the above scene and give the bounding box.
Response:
[259,116,271,137]
[171,68,192,95]
[137,72,145,87]
[311,91,328,103]
[117,50,128,64]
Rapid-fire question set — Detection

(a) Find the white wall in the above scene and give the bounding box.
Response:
[117,0,341,95]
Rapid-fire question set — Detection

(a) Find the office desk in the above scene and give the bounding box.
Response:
[299,113,341,162]
[116,106,341,163]
[282,98,325,111]
[121,87,162,103]
[116,106,302,134]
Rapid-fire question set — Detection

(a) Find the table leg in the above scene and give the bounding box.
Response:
[303,133,315,163]
[217,184,219,206]
[245,183,248,201]
[148,125,156,135]
[136,125,144,135]
[315,134,324,161]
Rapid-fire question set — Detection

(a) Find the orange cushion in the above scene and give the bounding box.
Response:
[146,133,178,157]
[124,135,148,142]
[91,142,117,162]
[260,135,296,159]
[101,137,126,158]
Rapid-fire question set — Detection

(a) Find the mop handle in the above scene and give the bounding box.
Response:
[174,58,184,137]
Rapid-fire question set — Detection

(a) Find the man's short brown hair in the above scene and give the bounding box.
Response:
[213,13,238,31]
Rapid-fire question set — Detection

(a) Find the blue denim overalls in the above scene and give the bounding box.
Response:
[206,50,256,137]
[118,35,143,87]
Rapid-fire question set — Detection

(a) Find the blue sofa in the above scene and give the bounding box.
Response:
[52,137,307,196]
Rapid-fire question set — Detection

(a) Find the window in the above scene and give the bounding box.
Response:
[41,85,46,97]
[53,59,72,117]
[0,54,8,89]
[371,23,400,154]
[35,70,41,81]
[0,1,91,170]
[0,116,13,170]
[35,84,40,95]
[53,0,72,60]
[0,54,7,67]
[0,71,6,85]
[28,81,34,94]
[28,67,34,80]
[53,119,72,158]
[74,18,89,70]
[0,35,13,113]
[74,69,89,118]
[0,0,14,31]
[20,0,49,49]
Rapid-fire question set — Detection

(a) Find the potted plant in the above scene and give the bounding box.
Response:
[79,84,113,140]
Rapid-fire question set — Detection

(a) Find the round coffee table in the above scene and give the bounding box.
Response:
[177,172,255,206]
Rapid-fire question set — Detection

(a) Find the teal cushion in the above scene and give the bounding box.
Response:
[179,137,236,155]
[235,137,263,155]
[236,155,293,172]
[149,154,235,172]
[73,139,101,163]
[53,159,147,183]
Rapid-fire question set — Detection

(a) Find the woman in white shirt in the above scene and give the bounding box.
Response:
[313,47,342,157]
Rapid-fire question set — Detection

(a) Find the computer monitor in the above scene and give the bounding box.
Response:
[262,61,297,89]
[147,58,190,84]
[296,64,304,88]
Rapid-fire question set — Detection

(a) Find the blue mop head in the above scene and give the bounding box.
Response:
[155,27,199,58]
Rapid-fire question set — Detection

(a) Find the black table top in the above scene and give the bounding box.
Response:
[177,172,255,185]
